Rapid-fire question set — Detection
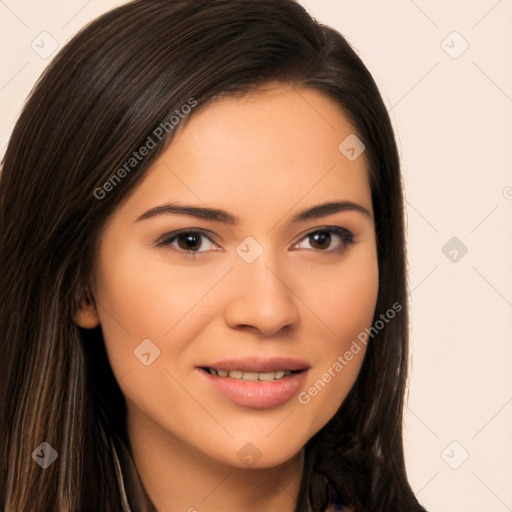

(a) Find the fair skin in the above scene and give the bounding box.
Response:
[74,83,379,512]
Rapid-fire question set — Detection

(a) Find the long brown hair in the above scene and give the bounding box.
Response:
[0,1,425,510]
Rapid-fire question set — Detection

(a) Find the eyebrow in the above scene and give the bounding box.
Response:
[135,200,373,225]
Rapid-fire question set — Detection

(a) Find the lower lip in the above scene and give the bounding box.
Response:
[198,368,308,409]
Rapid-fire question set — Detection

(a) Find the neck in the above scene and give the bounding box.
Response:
[126,405,305,512]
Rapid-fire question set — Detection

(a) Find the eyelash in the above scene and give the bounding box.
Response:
[155,226,355,259]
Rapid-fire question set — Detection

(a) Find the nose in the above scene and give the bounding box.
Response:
[223,254,300,337]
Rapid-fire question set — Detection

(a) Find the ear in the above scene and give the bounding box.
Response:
[73,287,100,329]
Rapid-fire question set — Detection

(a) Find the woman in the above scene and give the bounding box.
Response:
[0,1,427,511]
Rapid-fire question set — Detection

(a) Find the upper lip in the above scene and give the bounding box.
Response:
[198,357,310,373]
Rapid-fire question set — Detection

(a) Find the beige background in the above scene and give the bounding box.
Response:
[1,1,511,510]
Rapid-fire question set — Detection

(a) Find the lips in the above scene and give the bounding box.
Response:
[196,356,310,409]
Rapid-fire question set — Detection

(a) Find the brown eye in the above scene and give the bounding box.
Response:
[176,233,203,251]
[157,230,218,254]
[308,231,332,250]
[292,227,354,253]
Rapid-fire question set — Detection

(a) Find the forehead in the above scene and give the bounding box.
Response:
[117,84,372,225]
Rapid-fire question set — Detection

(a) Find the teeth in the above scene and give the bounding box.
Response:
[207,368,293,381]
[258,371,275,381]
[241,371,258,381]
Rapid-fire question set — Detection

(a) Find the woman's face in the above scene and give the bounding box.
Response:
[86,84,378,468]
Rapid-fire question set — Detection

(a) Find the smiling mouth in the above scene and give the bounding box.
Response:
[199,367,303,382]
[198,363,309,409]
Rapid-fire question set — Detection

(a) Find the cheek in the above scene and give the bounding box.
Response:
[331,265,379,346]
[92,244,176,376]
[298,250,378,427]
[92,242,223,388]
[313,246,379,351]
